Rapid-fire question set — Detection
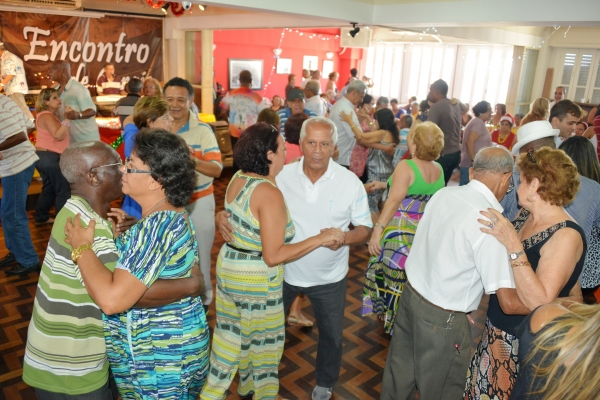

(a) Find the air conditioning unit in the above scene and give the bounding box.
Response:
[3,0,81,9]
[340,28,372,48]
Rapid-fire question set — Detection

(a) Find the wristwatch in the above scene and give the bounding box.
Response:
[509,250,525,260]
[79,112,83,119]
[71,244,93,264]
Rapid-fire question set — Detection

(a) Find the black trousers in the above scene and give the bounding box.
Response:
[437,151,461,186]
[34,150,70,223]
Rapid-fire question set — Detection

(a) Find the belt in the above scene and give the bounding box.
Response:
[406,280,465,314]
[226,243,262,257]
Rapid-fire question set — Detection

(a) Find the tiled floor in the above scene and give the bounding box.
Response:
[0,168,488,400]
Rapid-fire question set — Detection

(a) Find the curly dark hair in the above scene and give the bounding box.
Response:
[133,128,196,207]
[374,108,400,144]
[234,123,280,176]
[163,77,194,98]
[284,113,309,145]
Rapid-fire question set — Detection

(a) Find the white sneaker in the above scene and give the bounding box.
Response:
[312,385,333,400]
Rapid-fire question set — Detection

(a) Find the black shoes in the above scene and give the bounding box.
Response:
[5,262,41,276]
[0,252,16,268]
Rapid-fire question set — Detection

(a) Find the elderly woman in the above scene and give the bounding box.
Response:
[271,95,284,112]
[465,147,586,400]
[491,103,506,128]
[363,122,445,334]
[121,96,173,218]
[521,97,550,126]
[142,77,163,98]
[200,123,342,400]
[64,129,210,399]
[491,113,517,150]
[326,72,339,94]
[459,101,492,185]
[33,88,71,225]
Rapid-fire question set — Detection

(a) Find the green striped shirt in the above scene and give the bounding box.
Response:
[23,196,118,395]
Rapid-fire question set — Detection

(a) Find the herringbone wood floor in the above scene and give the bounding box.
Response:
[0,168,488,400]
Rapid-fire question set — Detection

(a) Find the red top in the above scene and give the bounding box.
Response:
[491,129,516,150]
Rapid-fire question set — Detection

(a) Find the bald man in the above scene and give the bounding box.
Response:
[48,60,99,142]
[22,141,204,399]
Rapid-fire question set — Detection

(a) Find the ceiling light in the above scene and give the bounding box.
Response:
[161,3,170,14]
[198,4,206,11]
[349,22,360,38]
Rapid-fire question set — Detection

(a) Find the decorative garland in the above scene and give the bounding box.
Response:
[145,0,166,9]
[110,134,123,150]
[169,2,186,17]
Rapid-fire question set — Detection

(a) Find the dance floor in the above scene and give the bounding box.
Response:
[0,167,488,400]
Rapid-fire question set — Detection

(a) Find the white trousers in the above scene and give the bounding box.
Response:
[185,193,216,305]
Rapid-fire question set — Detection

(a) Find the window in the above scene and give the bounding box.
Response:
[364,43,512,108]
[554,49,600,104]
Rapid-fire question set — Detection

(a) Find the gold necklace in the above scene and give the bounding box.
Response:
[497,131,510,144]
[145,198,166,218]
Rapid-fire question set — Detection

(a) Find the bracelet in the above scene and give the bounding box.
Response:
[510,260,531,268]
[374,222,385,230]
[350,124,357,129]
[71,244,93,265]
[61,120,71,127]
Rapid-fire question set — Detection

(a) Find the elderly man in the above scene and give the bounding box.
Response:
[0,41,33,120]
[549,85,567,110]
[164,77,222,309]
[113,78,142,126]
[502,120,600,258]
[427,79,462,186]
[277,87,317,136]
[0,94,39,275]
[380,147,516,400]
[304,80,326,117]
[329,79,366,167]
[22,141,204,399]
[217,118,372,400]
[96,63,125,96]
[550,99,582,142]
[300,68,311,88]
[220,70,265,148]
[49,60,99,142]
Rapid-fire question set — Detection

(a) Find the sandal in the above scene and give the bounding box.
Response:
[287,315,314,327]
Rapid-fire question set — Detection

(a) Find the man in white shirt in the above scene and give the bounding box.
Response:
[300,69,311,88]
[380,147,516,400]
[550,99,582,143]
[0,42,33,120]
[217,118,372,400]
[328,79,367,167]
[304,80,326,117]
[549,85,566,110]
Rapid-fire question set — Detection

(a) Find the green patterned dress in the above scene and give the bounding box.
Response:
[201,172,295,400]
[104,210,209,399]
[362,160,444,334]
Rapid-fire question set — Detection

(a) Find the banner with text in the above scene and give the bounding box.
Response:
[0,12,163,89]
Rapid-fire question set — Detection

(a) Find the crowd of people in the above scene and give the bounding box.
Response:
[1,45,600,400]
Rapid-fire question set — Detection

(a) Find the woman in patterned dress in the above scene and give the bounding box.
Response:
[201,123,343,400]
[64,129,209,399]
[465,147,586,400]
[362,122,445,334]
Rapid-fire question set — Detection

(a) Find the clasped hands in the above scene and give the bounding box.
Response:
[64,106,80,120]
[319,227,346,250]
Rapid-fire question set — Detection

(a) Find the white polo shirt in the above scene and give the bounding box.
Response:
[405,179,515,313]
[276,158,372,287]
[329,96,360,166]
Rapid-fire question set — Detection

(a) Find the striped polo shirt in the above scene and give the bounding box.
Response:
[0,94,37,177]
[23,196,118,395]
[177,113,223,202]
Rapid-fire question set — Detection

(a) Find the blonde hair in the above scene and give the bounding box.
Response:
[521,97,550,126]
[35,88,59,112]
[525,301,600,400]
[409,121,444,161]
[143,77,163,98]
[132,96,169,129]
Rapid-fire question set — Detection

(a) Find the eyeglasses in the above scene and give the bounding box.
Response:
[90,161,123,172]
[124,157,152,174]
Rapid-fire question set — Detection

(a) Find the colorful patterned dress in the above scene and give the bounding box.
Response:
[362,160,444,334]
[201,172,295,400]
[104,210,210,400]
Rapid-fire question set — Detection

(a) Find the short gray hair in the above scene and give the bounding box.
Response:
[473,146,514,174]
[346,79,366,95]
[305,80,320,95]
[60,141,118,184]
[299,117,338,146]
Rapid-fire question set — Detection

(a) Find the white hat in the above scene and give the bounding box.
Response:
[511,120,559,156]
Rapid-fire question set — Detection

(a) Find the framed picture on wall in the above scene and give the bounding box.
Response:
[303,55,319,71]
[276,58,292,74]
[322,60,334,78]
[228,58,263,90]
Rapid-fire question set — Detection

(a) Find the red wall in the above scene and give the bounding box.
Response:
[193,29,362,100]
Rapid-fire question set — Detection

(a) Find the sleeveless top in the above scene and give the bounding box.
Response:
[224,171,295,251]
[367,140,394,181]
[35,110,70,154]
[487,209,586,336]
[510,308,567,400]
[387,159,445,195]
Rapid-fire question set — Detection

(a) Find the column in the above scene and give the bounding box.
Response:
[201,30,214,115]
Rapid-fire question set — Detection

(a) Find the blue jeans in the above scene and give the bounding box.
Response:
[283,277,347,388]
[1,163,39,266]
